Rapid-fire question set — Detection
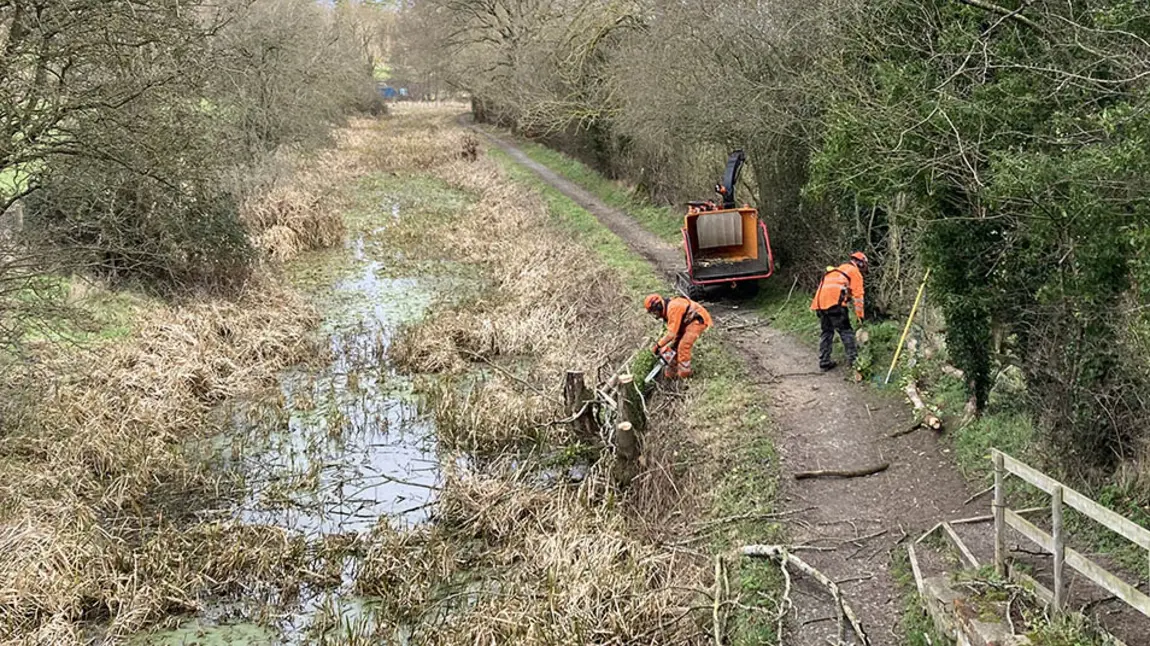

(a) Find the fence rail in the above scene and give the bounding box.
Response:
[992,449,1150,617]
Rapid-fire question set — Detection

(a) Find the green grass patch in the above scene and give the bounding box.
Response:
[0,164,32,198]
[489,134,683,243]
[12,275,155,347]
[890,547,949,646]
[691,339,783,645]
[490,147,665,296]
[949,412,1035,483]
[1026,613,1112,646]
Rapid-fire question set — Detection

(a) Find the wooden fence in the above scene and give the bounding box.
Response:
[992,449,1150,617]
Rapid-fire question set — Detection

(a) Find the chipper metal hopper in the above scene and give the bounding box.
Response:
[675,150,774,300]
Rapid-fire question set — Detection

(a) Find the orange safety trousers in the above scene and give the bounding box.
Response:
[665,321,707,378]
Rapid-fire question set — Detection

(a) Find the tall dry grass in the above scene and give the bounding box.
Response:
[0,279,322,642]
[0,113,411,642]
[242,116,409,262]
[368,106,712,643]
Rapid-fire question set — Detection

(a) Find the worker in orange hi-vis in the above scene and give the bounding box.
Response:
[644,293,713,379]
[810,251,868,373]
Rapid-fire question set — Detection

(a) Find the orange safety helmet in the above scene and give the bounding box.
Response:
[850,251,869,269]
[644,293,665,316]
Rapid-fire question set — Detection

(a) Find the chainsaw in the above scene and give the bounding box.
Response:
[644,349,676,385]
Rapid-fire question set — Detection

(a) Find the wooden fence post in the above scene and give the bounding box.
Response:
[1053,485,1065,614]
[994,451,1006,577]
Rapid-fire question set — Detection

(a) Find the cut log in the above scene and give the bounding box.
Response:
[794,463,889,480]
[904,382,942,431]
[739,544,872,646]
[563,370,597,441]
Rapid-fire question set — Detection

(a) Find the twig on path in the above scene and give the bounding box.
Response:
[790,545,839,553]
[836,572,875,585]
[727,318,772,333]
[963,485,994,505]
[888,422,922,438]
[794,463,890,480]
[692,506,816,532]
[801,615,836,627]
[772,276,800,319]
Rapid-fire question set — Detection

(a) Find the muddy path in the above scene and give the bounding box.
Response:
[477,124,983,645]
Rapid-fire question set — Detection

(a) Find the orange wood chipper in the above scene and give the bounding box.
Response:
[675,150,775,300]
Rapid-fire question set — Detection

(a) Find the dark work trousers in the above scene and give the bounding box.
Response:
[817,305,857,369]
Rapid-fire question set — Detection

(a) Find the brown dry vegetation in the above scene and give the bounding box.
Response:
[242,119,414,262]
[0,103,770,644]
[355,105,718,643]
[0,116,403,643]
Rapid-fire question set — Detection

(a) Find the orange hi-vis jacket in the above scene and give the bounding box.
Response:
[811,262,865,319]
[657,297,713,350]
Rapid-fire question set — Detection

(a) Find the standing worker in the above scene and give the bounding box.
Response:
[811,252,868,373]
[644,293,713,379]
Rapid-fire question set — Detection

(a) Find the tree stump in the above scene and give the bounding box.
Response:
[611,422,640,487]
[610,374,645,488]
[563,370,597,441]
[617,374,647,433]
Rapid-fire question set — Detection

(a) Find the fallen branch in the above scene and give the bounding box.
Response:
[906,544,926,595]
[462,350,558,402]
[888,422,922,438]
[953,0,1045,33]
[772,275,800,319]
[904,382,942,431]
[963,485,994,505]
[712,556,726,646]
[738,545,871,646]
[794,463,889,480]
[726,318,772,333]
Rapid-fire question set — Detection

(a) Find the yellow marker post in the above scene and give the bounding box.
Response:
[884,268,931,385]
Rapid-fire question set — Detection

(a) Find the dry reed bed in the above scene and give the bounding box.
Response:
[370,109,711,643]
[243,115,405,261]
[0,280,324,643]
[0,115,406,643]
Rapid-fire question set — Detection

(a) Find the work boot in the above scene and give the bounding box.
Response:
[819,360,837,372]
[677,361,693,379]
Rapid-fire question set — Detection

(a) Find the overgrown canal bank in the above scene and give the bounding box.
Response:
[2,105,784,645]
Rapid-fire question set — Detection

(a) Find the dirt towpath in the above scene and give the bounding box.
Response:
[477,125,981,645]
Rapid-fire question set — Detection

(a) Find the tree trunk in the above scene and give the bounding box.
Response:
[617,374,646,433]
[611,421,640,487]
[563,370,597,441]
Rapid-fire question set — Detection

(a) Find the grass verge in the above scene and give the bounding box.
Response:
[480,129,683,242]
[489,147,664,296]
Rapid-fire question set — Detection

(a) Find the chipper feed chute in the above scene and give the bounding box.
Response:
[676,150,774,300]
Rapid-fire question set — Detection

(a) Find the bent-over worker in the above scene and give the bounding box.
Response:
[811,251,868,372]
[644,293,713,379]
